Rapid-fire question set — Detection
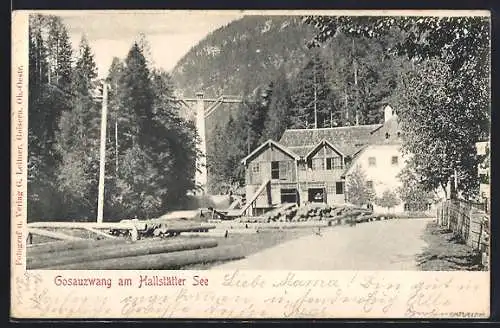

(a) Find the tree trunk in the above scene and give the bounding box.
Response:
[313,71,318,129]
[441,182,448,200]
[450,174,458,200]
[29,238,218,269]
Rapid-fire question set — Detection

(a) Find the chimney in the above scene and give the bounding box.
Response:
[384,105,394,123]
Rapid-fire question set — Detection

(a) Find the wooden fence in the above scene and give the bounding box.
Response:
[436,200,490,269]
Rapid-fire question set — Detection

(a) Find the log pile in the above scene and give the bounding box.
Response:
[47,245,246,270]
[27,238,218,269]
[242,203,381,225]
[27,236,248,270]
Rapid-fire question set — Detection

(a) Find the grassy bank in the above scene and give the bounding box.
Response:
[181,227,314,269]
[417,221,485,271]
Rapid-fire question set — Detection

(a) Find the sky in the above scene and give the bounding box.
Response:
[58,11,243,77]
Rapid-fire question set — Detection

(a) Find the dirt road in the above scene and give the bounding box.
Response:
[212,218,434,270]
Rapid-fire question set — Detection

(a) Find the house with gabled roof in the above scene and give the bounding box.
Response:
[240,105,409,215]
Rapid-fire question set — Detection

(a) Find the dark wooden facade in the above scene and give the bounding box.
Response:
[243,140,347,213]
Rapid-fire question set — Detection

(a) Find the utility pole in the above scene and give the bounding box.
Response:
[314,69,318,129]
[115,119,118,175]
[344,88,349,124]
[195,92,208,194]
[171,93,243,195]
[352,39,359,126]
[113,79,119,177]
[97,83,108,224]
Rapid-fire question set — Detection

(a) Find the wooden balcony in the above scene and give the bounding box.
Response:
[298,169,344,183]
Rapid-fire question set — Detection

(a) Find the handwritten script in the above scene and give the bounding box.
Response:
[11,270,488,319]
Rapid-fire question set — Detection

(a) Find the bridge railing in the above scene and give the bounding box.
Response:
[436,199,489,269]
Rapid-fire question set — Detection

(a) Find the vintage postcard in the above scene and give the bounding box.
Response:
[11,9,490,319]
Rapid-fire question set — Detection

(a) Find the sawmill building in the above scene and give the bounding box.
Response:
[240,105,409,215]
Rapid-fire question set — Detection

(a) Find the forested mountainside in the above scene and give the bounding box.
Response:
[171,15,412,193]
[171,14,316,136]
[172,15,314,100]
[177,15,488,199]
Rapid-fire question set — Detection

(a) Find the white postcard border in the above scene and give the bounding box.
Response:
[11,10,491,320]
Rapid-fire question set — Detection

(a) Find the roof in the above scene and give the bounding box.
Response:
[279,124,383,156]
[305,139,344,159]
[369,116,402,145]
[241,116,404,167]
[241,139,299,165]
[340,145,369,178]
[286,145,313,158]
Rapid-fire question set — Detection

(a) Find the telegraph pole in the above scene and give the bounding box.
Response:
[314,70,318,129]
[195,92,208,194]
[171,93,243,194]
[97,83,108,223]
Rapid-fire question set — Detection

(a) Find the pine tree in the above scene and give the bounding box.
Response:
[107,43,199,218]
[28,14,51,219]
[73,36,98,94]
[119,43,155,147]
[149,68,198,208]
[290,51,334,129]
[103,57,126,179]
[206,122,228,193]
[27,14,74,220]
[323,33,401,126]
[109,43,158,217]
[136,32,155,69]
[239,84,272,154]
[54,35,100,219]
[260,67,292,142]
[28,16,48,182]
[46,15,73,104]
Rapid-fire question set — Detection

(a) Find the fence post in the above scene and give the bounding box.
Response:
[477,219,483,252]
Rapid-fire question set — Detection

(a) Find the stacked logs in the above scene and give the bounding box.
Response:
[242,203,397,226]
[26,237,244,270]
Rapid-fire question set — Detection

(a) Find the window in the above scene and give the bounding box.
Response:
[368,157,376,167]
[344,156,352,166]
[311,158,324,171]
[391,156,399,165]
[326,157,342,170]
[279,161,289,180]
[366,181,373,189]
[335,182,344,194]
[251,163,260,173]
[385,132,390,139]
[271,161,280,179]
[281,188,298,204]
